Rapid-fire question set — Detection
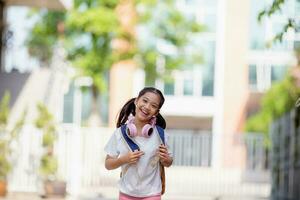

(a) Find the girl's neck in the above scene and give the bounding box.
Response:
[134,118,147,132]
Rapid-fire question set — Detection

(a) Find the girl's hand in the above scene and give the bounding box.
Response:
[157,144,173,167]
[121,150,144,165]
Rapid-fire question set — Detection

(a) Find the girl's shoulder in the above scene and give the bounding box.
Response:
[111,127,123,141]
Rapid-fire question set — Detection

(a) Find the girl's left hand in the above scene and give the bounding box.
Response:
[157,144,173,167]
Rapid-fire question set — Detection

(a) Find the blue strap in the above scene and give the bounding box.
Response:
[120,125,140,152]
[120,124,165,151]
[156,125,165,145]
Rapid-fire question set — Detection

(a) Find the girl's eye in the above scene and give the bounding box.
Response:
[152,104,158,109]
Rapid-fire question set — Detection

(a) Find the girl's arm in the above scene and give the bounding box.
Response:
[158,144,173,167]
[105,150,144,170]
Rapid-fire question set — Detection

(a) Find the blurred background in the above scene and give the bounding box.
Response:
[0,0,300,200]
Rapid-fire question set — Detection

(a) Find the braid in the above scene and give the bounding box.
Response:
[156,113,166,129]
[116,98,136,128]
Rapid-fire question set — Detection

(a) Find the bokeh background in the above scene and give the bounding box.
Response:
[0,0,300,200]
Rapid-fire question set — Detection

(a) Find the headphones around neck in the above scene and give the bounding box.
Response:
[126,114,156,138]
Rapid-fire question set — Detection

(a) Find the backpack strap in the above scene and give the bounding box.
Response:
[120,124,140,152]
[155,125,166,195]
[120,124,166,195]
[156,125,165,145]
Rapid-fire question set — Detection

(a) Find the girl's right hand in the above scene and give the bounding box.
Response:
[121,150,144,164]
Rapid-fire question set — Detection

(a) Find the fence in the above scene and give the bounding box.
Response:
[270,108,300,200]
[244,134,269,171]
[168,129,212,167]
[6,124,270,199]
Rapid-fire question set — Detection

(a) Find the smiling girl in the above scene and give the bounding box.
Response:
[104,87,173,200]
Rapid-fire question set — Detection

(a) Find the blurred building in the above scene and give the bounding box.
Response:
[108,0,300,170]
[1,0,299,171]
[0,1,71,129]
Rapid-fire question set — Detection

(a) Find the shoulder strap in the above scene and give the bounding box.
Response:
[156,125,165,145]
[156,126,166,195]
[120,124,140,152]
[121,124,166,195]
[120,124,165,150]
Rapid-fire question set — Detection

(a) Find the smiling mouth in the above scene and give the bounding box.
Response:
[140,109,149,116]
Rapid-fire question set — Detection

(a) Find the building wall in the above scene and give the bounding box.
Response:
[109,60,137,127]
[221,0,250,168]
[212,0,251,169]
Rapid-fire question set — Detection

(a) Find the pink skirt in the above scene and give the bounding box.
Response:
[119,192,161,200]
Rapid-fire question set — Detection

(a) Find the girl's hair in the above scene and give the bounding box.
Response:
[116,87,166,129]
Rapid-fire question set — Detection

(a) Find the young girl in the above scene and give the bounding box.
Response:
[104,87,173,200]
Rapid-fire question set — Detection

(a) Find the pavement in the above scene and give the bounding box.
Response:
[0,192,270,200]
[0,193,115,200]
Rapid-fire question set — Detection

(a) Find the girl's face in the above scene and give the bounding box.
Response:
[134,92,161,123]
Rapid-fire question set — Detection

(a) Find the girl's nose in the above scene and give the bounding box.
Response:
[144,103,151,109]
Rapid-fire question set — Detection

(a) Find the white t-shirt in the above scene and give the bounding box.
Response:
[104,126,172,197]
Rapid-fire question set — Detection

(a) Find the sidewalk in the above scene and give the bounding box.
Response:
[0,192,269,200]
[0,193,115,200]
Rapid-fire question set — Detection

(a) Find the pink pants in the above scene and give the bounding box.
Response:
[119,192,161,200]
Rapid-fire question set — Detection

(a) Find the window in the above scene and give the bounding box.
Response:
[164,79,175,95]
[184,78,193,95]
[249,65,257,86]
[63,83,75,123]
[271,65,287,82]
[202,65,214,96]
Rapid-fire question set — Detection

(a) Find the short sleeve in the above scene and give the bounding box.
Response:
[104,129,120,157]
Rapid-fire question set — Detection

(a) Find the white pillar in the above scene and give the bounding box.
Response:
[211,0,226,169]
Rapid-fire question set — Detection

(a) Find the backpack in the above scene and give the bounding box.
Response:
[120,124,166,195]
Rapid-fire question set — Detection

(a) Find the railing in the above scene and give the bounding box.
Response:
[244,134,269,171]
[6,124,270,199]
[167,129,212,167]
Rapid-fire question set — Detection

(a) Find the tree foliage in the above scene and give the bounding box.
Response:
[26,10,65,66]
[258,0,299,42]
[135,0,204,84]
[35,103,58,179]
[0,92,27,180]
[26,0,204,123]
[245,59,300,146]
[66,1,120,92]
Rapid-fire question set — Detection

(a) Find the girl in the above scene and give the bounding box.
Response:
[104,87,173,200]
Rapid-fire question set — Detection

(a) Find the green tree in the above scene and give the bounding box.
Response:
[245,49,300,146]
[0,92,26,182]
[65,0,123,124]
[135,0,204,85]
[26,0,204,123]
[247,0,300,145]
[27,1,124,125]
[35,103,58,179]
[26,10,65,66]
[258,0,299,42]
[0,92,11,181]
